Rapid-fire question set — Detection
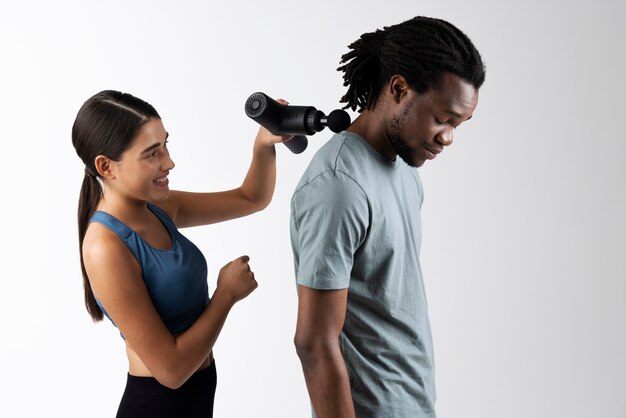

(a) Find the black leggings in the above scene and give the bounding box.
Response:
[116,361,217,418]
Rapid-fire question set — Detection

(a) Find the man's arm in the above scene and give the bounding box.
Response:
[294,285,356,418]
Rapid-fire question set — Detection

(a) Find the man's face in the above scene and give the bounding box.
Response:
[387,73,479,167]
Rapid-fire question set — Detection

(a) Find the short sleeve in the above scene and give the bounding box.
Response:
[290,170,369,290]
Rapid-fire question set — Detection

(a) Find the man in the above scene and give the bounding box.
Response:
[290,16,486,417]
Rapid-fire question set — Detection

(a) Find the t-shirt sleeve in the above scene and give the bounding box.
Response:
[290,170,369,290]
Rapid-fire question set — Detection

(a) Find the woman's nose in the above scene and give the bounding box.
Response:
[163,154,175,171]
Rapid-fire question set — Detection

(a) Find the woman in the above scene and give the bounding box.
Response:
[73,90,290,417]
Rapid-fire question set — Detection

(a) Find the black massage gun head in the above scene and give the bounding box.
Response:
[326,109,352,133]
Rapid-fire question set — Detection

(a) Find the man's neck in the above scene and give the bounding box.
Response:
[346,110,396,161]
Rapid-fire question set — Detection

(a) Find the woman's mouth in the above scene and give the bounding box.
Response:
[154,175,169,187]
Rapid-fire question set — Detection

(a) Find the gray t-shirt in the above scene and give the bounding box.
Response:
[290,131,436,418]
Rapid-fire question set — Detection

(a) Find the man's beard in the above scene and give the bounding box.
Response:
[388,100,424,167]
[388,133,418,167]
[388,118,420,167]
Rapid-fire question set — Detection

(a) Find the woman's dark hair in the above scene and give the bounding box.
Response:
[338,16,486,112]
[72,90,160,321]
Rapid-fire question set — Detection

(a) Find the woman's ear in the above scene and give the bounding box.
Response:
[94,155,115,180]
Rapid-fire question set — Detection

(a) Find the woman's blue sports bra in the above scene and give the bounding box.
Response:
[90,203,209,337]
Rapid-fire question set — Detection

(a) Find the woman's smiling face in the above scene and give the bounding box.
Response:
[110,118,175,203]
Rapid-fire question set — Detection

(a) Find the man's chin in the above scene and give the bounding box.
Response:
[398,153,424,168]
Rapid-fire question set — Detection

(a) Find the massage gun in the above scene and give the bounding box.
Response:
[244,92,351,154]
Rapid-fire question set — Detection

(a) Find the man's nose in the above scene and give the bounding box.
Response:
[439,126,454,147]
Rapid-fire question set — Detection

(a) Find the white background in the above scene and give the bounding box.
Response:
[1,1,625,417]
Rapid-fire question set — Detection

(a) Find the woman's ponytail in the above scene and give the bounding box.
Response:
[77,171,104,321]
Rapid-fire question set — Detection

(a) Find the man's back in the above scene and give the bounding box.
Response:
[291,131,436,417]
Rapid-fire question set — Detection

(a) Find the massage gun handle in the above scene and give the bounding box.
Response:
[282,135,308,154]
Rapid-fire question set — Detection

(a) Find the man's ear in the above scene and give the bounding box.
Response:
[388,75,410,104]
[94,155,116,180]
